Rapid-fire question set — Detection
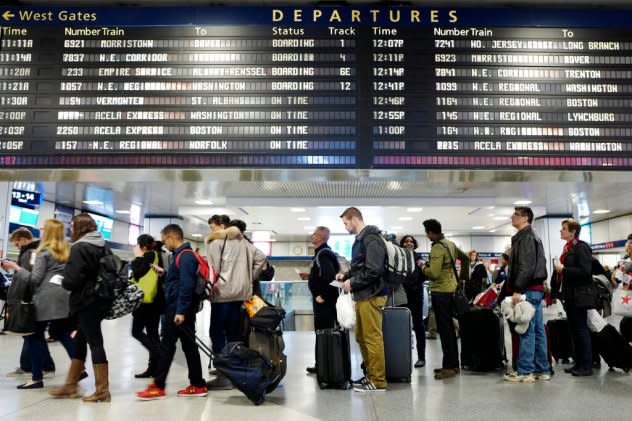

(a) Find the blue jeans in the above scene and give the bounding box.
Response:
[517,290,550,375]
[210,301,242,354]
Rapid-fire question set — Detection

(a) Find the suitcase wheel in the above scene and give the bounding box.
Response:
[342,381,350,390]
[405,377,411,383]
[318,382,327,390]
[624,368,630,374]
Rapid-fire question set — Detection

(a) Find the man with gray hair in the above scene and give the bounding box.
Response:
[301,226,340,374]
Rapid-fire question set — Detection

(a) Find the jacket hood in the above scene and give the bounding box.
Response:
[356,225,381,241]
[22,240,39,252]
[73,230,106,247]
[206,226,242,243]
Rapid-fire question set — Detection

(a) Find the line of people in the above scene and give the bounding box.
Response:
[3,206,627,402]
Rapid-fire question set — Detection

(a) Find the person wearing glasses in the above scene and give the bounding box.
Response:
[504,207,550,383]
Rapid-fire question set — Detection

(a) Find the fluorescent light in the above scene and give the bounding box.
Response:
[82,200,103,205]
[493,216,508,221]
[387,181,401,191]
[115,210,130,214]
[407,208,423,213]
[304,226,315,231]
[445,233,454,237]
[489,229,497,233]
[486,206,496,210]
[195,200,213,205]
[291,208,306,213]
[391,226,403,230]
[593,209,610,214]
[398,216,413,221]
[297,217,311,221]
[514,200,532,205]
[191,233,203,238]
[472,226,486,230]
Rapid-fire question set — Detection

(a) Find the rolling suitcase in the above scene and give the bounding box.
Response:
[460,308,504,371]
[547,319,573,363]
[315,328,351,389]
[594,324,632,372]
[382,305,412,383]
[620,317,632,343]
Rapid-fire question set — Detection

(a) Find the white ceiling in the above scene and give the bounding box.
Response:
[12,168,630,242]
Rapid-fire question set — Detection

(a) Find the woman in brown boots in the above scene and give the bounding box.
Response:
[50,213,111,402]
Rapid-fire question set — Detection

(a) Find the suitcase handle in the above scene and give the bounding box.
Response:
[177,323,214,360]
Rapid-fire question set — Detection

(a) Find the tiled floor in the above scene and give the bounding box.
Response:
[1,309,631,421]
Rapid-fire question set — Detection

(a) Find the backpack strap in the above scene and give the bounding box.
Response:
[314,248,339,277]
[437,240,460,283]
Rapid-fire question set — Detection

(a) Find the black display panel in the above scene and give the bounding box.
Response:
[2,6,632,169]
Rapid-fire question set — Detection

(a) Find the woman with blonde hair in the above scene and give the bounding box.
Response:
[2,219,75,389]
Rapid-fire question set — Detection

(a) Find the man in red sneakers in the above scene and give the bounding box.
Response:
[137,224,207,400]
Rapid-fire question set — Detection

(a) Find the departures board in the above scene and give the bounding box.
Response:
[2,6,632,169]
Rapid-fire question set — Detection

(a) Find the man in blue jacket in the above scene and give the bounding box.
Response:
[137,224,206,399]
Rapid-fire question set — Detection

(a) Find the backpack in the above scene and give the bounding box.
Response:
[94,248,130,300]
[365,233,416,288]
[175,248,212,301]
[258,260,276,282]
[314,248,349,276]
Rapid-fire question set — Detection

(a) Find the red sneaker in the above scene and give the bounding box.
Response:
[136,384,166,400]
[176,384,208,397]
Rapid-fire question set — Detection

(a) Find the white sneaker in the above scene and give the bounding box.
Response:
[534,372,551,381]
[504,373,535,383]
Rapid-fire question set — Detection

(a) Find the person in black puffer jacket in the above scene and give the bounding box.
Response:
[51,213,111,403]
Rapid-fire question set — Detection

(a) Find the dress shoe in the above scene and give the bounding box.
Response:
[306,366,317,374]
[570,368,593,377]
[563,366,578,374]
[17,381,43,389]
[135,369,154,379]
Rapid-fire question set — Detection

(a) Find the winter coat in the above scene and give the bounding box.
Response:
[167,242,198,315]
[422,236,469,293]
[17,240,39,271]
[308,244,339,306]
[62,231,106,315]
[346,225,387,302]
[508,225,548,293]
[13,248,69,322]
[206,226,266,303]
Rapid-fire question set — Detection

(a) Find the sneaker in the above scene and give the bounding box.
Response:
[7,368,28,377]
[350,376,368,386]
[504,373,536,383]
[414,360,426,368]
[177,384,208,397]
[534,373,551,381]
[353,380,385,392]
[136,384,166,400]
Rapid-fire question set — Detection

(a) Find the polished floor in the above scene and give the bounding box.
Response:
[1,309,631,421]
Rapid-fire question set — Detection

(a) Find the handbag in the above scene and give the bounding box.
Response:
[104,283,144,320]
[4,302,37,336]
[336,291,356,329]
[474,286,499,309]
[132,252,159,304]
[437,241,470,317]
[612,287,632,317]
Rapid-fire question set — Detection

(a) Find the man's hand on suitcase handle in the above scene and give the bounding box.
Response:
[174,314,185,325]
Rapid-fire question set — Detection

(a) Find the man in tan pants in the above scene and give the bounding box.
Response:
[336,207,388,392]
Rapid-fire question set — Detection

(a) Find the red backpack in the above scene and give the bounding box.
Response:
[175,249,213,300]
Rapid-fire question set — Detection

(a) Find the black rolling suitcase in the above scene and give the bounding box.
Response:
[460,308,505,371]
[547,319,574,363]
[620,317,632,343]
[315,328,351,389]
[594,324,632,372]
[382,305,413,383]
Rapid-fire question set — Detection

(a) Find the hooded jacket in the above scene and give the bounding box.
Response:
[62,231,106,314]
[508,225,548,293]
[206,226,266,303]
[14,248,69,322]
[346,225,387,302]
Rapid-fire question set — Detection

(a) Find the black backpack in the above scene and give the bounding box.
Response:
[94,248,129,300]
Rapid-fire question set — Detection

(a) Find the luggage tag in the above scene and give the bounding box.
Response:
[49,274,64,285]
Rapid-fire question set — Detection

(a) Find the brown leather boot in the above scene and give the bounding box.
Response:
[49,359,85,399]
[82,363,111,403]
